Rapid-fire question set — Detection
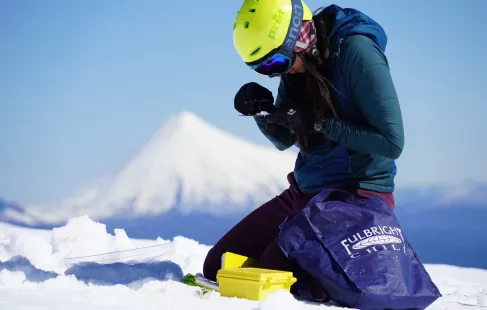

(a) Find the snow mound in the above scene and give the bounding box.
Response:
[0,215,209,275]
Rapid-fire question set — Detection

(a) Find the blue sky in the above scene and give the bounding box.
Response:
[1,0,486,205]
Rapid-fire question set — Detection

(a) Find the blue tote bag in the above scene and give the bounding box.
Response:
[278,189,442,309]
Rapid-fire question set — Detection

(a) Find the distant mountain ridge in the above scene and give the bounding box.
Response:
[0,110,485,226]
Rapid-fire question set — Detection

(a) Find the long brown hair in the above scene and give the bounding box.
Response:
[282,8,339,153]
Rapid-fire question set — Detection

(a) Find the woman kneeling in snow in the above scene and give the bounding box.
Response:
[204,0,406,303]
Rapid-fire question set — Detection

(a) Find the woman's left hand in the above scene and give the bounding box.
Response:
[265,106,318,136]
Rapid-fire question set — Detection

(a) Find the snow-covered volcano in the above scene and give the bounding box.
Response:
[2,111,297,225]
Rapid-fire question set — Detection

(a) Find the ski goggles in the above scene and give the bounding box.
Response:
[248,48,296,78]
[246,0,304,78]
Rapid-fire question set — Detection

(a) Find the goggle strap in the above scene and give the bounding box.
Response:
[280,0,304,53]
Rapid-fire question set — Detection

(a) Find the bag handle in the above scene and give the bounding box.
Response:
[304,188,362,210]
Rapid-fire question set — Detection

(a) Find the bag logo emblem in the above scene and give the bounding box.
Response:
[341,226,407,259]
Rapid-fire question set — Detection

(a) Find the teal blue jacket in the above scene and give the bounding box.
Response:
[255,5,404,194]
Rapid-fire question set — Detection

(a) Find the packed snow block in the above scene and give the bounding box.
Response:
[65,261,184,286]
[0,256,58,282]
[278,189,442,310]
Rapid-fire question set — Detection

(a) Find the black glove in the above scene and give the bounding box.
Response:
[266,106,318,136]
[234,82,278,116]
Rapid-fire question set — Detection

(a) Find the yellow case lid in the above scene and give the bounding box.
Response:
[221,252,257,269]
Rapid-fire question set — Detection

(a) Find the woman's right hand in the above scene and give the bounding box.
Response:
[234,82,277,115]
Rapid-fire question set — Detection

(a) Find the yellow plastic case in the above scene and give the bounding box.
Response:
[216,267,297,301]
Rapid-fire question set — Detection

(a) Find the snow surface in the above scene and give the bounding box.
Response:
[1,216,487,309]
[4,111,297,225]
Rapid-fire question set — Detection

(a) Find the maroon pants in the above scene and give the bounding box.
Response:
[202,173,395,284]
